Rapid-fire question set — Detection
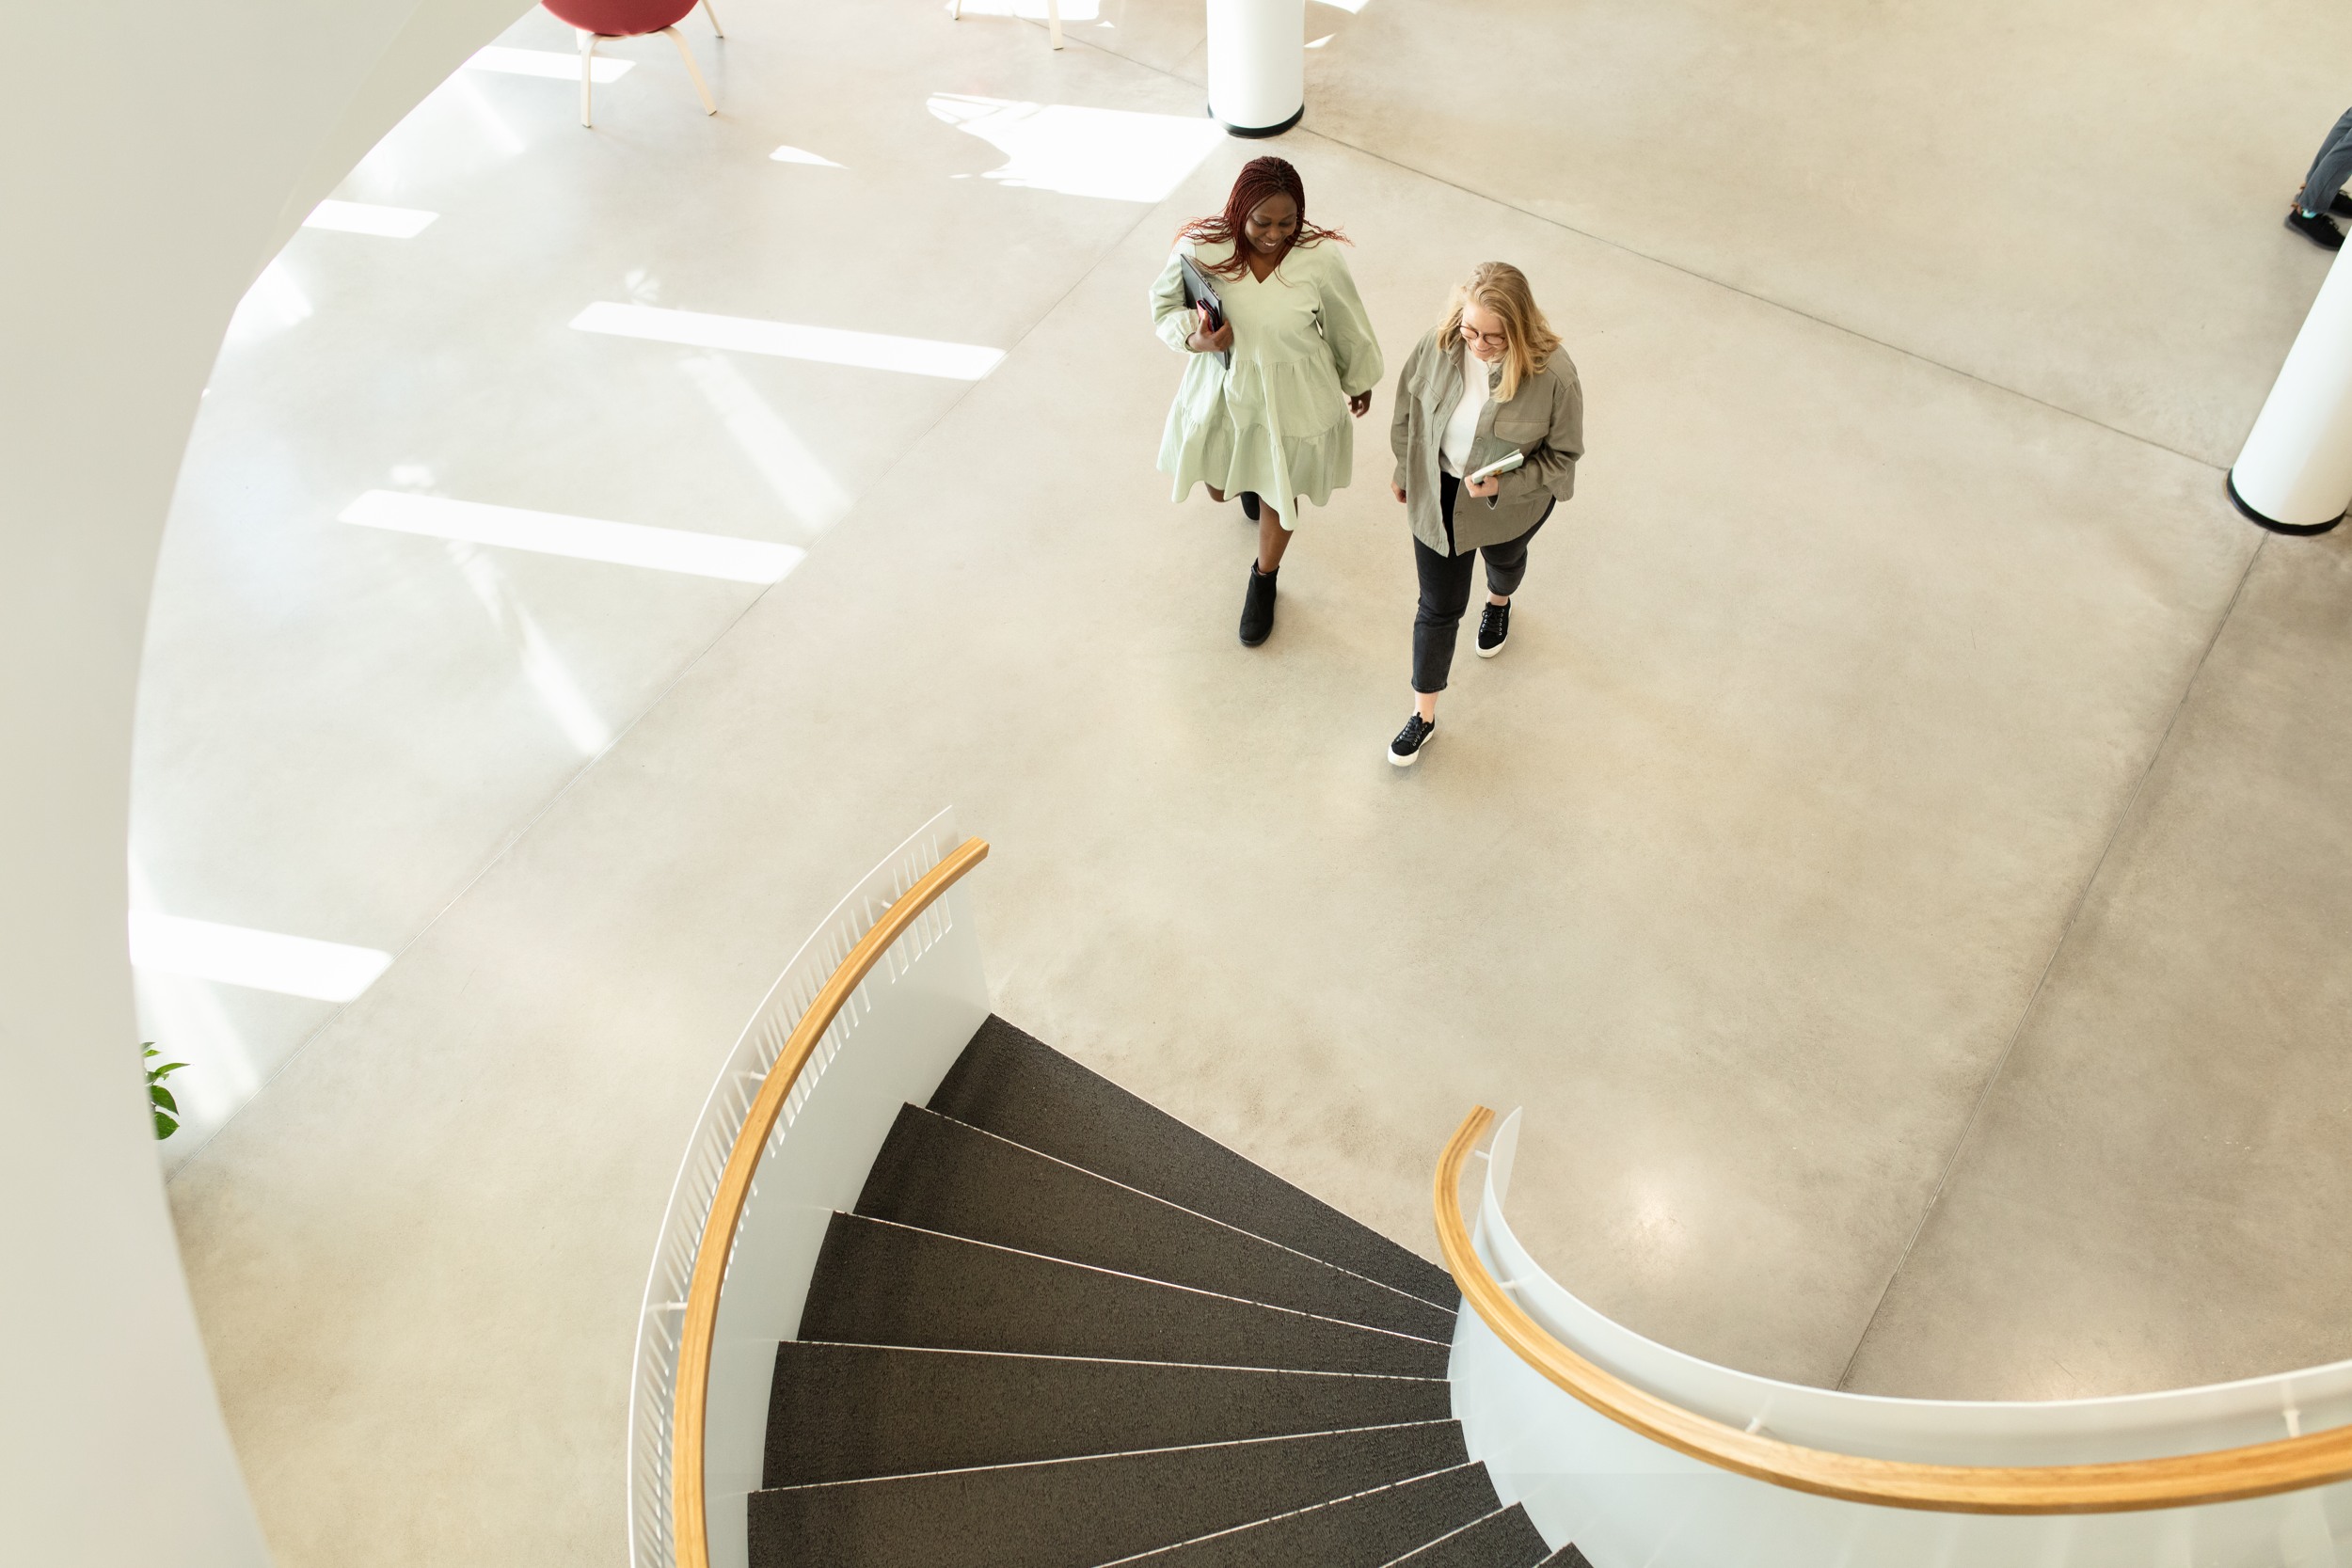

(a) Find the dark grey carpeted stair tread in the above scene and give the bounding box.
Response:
[930,1018,1456,1308]
[1101,1461,1502,1567]
[857,1105,1454,1340]
[1383,1504,1559,1567]
[747,1420,1469,1568]
[800,1214,1448,1376]
[1535,1547,1594,1567]
[765,1341,1450,1487]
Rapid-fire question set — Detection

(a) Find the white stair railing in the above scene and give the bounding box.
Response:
[627,811,989,1568]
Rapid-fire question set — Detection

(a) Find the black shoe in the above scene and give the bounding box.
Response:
[1239,563,1277,646]
[2329,191,2352,219]
[1388,712,1437,767]
[2288,207,2345,249]
[1475,600,1510,658]
[1240,491,1262,521]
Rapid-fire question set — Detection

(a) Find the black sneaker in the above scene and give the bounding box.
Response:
[2288,207,2345,249]
[1239,563,1277,646]
[2330,191,2352,219]
[1388,713,1437,767]
[1240,491,1262,521]
[1475,600,1510,658]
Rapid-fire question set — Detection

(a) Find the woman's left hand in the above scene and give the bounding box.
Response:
[1348,390,1373,418]
[1467,474,1501,499]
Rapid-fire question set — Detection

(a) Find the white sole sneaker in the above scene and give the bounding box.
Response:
[1475,639,1505,658]
[1389,725,1435,768]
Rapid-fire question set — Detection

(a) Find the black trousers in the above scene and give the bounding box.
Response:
[1412,471,1547,694]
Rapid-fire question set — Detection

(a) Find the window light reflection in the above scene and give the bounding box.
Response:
[945,0,1103,18]
[927,93,1225,204]
[305,199,439,238]
[771,145,843,166]
[469,44,634,82]
[448,542,613,757]
[454,75,528,157]
[224,259,313,345]
[341,488,804,583]
[571,301,1006,381]
[679,354,852,538]
[129,910,394,1003]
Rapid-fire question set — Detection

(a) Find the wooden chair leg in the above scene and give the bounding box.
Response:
[578,29,596,127]
[1045,0,1062,49]
[661,25,717,115]
[699,0,723,37]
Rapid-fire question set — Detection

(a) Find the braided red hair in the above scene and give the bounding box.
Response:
[1176,156,1348,279]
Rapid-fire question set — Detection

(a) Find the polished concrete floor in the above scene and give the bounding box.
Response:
[152,0,2352,1562]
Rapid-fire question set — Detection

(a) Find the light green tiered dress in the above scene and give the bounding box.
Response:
[1151,238,1384,521]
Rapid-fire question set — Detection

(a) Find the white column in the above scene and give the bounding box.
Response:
[2230,242,2352,534]
[1205,0,1306,137]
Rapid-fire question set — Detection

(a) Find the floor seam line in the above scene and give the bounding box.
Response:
[1827,531,2270,1392]
[1050,23,2233,474]
[167,191,1168,1184]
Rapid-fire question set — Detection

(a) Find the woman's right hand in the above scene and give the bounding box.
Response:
[1391,483,1407,504]
[1189,304,1234,355]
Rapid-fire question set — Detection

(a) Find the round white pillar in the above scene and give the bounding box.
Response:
[2230,242,2352,534]
[1205,0,1305,138]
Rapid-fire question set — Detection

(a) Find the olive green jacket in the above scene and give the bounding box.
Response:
[1390,329,1582,553]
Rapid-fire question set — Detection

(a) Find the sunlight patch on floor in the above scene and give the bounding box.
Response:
[571,300,1006,379]
[131,911,394,1004]
[225,259,313,346]
[469,44,634,82]
[946,0,1104,19]
[928,93,1225,204]
[341,488,804,583]
[305,199,439,238]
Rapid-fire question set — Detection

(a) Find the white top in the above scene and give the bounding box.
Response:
[1439,351,1490,477]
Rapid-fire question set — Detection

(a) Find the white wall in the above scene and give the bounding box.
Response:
[0,0,531,1560]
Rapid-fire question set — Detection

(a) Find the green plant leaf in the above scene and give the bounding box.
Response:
[147,1061,188,1084]
[153,1109,179,1140]
[151,1085,179,1115]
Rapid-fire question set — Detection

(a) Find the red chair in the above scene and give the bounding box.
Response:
[540,0,723,128]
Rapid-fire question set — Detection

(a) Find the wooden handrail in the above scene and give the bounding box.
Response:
[1436,1105,2352,1514]
[671,836,991,1568]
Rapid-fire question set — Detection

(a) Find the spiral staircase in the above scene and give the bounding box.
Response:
[749,1016,1593,1568]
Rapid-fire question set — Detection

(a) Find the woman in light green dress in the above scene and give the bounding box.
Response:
[1151,156,1384,646]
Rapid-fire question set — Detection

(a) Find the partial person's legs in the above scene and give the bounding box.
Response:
[1257,503,1290,572]
[1410,481,1475,717]
[2299,109,2352,214]
[2290,109,2352,246]
[1239,499,1286,647]
[1478,515,1545,601]
[1472,517,1539,659]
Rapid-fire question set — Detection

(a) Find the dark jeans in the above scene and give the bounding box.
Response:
[1412,471,1548,694]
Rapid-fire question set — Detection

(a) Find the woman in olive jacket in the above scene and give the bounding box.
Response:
[1385,261,1582,766]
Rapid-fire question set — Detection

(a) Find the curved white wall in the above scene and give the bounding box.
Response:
[0,1,532,1560]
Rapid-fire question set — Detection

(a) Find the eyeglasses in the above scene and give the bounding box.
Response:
[1461,325,1510,350]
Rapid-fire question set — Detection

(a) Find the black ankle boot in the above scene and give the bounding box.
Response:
[1240,491,1262,522]
[1239,563,1278,646]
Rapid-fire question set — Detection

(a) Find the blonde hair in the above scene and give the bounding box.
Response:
[1437,261,1560,403]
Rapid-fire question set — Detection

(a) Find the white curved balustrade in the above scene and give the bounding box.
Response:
[1452,1110,2352,1566]
[627,812,991,1568]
